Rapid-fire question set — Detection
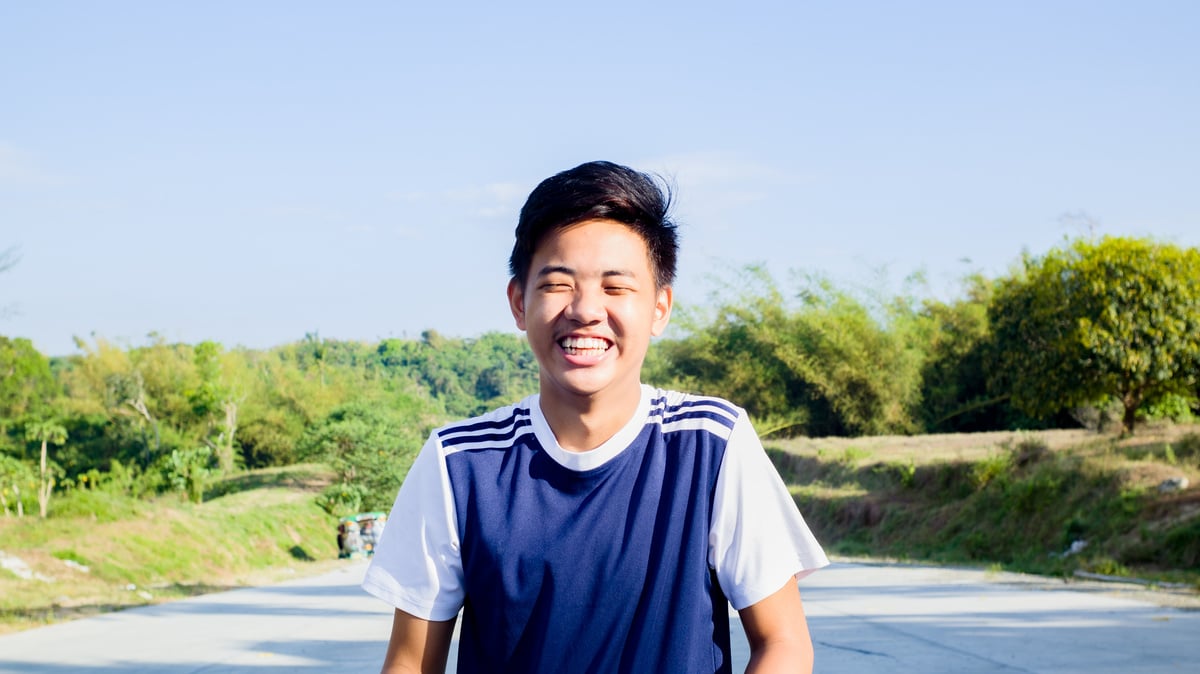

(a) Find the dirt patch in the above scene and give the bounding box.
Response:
[771,424,1200,466]
[769,428,1098,463]
[1119,462,1195,491]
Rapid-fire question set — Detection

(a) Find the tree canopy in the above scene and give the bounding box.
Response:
[648,268,928,437]
[989,236,1200,434]
[2,235,1198,517]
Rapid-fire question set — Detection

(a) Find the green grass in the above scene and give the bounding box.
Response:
[0,464,343,634]
[5,432,1198,634]
[770,424,1200,589]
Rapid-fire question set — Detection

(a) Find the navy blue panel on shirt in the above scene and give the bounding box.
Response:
[441,396,736,673]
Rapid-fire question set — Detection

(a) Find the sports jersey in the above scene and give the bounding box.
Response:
[362,385,827,673]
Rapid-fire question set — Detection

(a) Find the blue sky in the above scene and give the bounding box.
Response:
[3,1,1197,356]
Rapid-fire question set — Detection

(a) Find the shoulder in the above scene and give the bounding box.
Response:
[647,388,743,440]
[434,396,537,455]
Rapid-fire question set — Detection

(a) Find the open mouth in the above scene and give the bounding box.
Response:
[558,336,612,356]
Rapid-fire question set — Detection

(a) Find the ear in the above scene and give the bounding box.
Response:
[650,285,673,337]
[507,277,527,331]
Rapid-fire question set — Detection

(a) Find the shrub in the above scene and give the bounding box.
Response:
[317,483,366,516]
[874,459,917,489]
[159,447,213,503]
[1088,557,1131,577]
[971,452,1012,490]
[1174,432,1200,464]
[1011,434,1050,467]
[839,447,872,465]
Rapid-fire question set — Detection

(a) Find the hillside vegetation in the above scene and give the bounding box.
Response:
[0,465,339,634]
[3,429,1198,635]
[770,424,1200,588]
[2,234,1199,628]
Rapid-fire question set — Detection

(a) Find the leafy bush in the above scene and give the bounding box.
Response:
[316,482,367,516]
[970,452,1012,490]
[1088,557,1131,577]
[0,454,37,516]
[159,447,213,503]
[1142,394,1197,424]
[1010,434,1050,467]
[874,458,917,489]
[1174,432,1200,464]
[1006,471,1064,515]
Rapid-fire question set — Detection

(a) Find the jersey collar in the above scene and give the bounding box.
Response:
[530,385,653,472]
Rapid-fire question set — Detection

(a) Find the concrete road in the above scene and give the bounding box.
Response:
[0,561,1195,673]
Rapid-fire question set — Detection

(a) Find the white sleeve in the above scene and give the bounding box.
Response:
[360,431,465,621]
[708,412,829,610]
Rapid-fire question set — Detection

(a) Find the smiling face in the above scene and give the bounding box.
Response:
[508,218,672,416]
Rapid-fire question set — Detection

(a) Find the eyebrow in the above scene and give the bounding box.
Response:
[535,265,637,279]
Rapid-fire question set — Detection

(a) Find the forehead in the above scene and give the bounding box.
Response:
[532,219,653,270]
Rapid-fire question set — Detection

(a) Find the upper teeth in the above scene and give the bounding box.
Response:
[561,337,608,350]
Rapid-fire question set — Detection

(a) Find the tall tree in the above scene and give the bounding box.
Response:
[989,237,1200,434]
[189,340,239,472]
[24,419,67,518]
[296,393,435,511]
[0,454,34,517]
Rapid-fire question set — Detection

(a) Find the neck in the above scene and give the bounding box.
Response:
[539,383,643,452]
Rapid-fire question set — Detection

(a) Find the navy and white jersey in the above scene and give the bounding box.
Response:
[362,385,827,673]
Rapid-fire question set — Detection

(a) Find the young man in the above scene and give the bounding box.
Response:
[363,161,828,673]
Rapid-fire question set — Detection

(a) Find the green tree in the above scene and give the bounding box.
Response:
[188,340,239,472]
[917,276,1017,432]
[236,340,373,468]
[296,395,433,512]
[651,267,926,436]
[58,337,162,469]
[24,419,67,518]
[376,331,538,417]
[0,454,35,517]
[0,336,57,444]
[989,237,1200,434]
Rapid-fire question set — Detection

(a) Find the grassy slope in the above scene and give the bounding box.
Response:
[4,429,1199,634]
[769,424,1200,588]
[0,464,343,634]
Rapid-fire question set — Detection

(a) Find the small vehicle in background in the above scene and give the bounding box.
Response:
[337,511,388,559]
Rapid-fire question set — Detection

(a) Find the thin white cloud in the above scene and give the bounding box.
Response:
[644,152,808,192]
[259,204,345,220]
[440,181,527,205]
[638,152,809,233]
[386,190,429,202]
[387,181,527,212]
[388,180,530,226]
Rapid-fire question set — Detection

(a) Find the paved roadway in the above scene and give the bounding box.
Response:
[0,560,1196,673]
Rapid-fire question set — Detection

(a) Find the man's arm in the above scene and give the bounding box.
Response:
[737,579,814,674]
[379,609,457,674]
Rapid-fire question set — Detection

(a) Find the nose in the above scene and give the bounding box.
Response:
[565,285,605,324]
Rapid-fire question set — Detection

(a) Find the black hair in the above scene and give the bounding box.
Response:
[508,161,678,288]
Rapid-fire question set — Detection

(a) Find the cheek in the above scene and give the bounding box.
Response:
[526,297,566,324]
